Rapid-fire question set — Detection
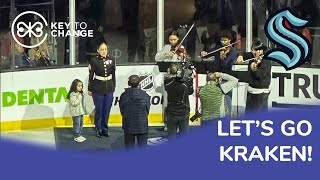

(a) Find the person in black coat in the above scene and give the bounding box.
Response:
[88,40,116,138]
[165,63,194,138]
[14,43,34,68]
[119,75,151,149]
[236,39,272,114]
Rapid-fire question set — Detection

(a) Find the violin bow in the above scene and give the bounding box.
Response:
[173,22,196,54]
[242,55,264,63]
[202,40,240,58]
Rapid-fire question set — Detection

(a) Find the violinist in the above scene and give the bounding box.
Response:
[200,30,237,115]
[236,39,271,114]
[155,30,189,132]
[200,30,238,74]
[155,31,187,62]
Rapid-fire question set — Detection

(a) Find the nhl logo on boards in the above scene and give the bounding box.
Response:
[139,74,154,91]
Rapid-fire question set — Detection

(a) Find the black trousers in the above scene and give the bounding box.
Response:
[167,113,189,138]
[124,133,148,149]
[246,92,270,114]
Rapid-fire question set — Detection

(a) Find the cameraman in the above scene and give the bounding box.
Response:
[198,72,238,124]
[165,63,194,138]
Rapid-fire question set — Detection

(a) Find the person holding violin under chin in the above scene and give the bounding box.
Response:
[200,30,238,74]
[200,30,238,114]
[236,39,271,114]
[155,31,187,62]
[155,30,189,132]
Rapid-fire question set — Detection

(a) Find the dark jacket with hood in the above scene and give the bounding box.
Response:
[119,87,151,134]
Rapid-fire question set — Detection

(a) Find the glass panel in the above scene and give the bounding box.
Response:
[0,0,13,70]
[54,0,69,66]
[163,0,198,61]
[233,0,252,52]
[74,0,157,65]
[252,0,269,46]
[163,0,246,61]
[0,0,67,70]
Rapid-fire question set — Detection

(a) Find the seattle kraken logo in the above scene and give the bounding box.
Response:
[265,8,312,70]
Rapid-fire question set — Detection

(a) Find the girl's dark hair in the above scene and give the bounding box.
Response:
[252,38,267,51]
[67,79,83,100]
[96,40,108,50]
[169,30,180,38]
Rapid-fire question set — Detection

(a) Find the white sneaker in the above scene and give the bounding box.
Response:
[74,136,86,143]
[79,136,86,141]
[147,137,168,146]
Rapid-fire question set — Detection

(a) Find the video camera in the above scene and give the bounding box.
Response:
[176,57,196,82]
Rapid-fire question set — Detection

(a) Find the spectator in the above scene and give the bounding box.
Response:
[124,0,146,62]
[39,47,53,65]
[14,43,34,68]
[28,48,41,65]
[28,47,52,67]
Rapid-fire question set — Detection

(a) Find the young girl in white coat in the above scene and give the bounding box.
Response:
[67,79,86,142]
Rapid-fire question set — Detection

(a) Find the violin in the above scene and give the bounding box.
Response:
[250,55,263,71]
[170,45,186,54]
[201,41,239,58]
[220,46,232,60]
[170,45,187,60]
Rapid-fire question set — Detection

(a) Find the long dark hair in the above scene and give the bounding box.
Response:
[67,79,83,100]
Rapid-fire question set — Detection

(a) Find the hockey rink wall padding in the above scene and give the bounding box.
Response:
[1,65,319,131]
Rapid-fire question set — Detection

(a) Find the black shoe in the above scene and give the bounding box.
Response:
[96,131,103,138]
[102,131,109,137]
